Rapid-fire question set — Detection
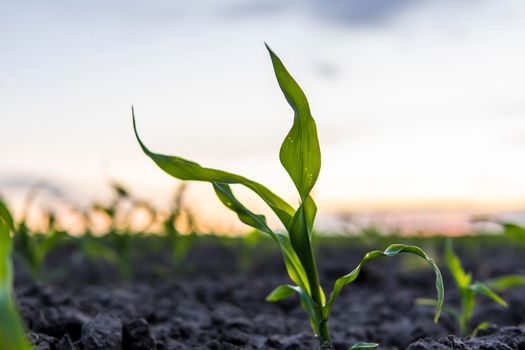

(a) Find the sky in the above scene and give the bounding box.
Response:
[2,0,525,233]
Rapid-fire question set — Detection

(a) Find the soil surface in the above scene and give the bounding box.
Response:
[13,237,525,350]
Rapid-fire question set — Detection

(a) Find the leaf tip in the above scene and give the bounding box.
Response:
[131,107,150,155]
[264,42,273,54]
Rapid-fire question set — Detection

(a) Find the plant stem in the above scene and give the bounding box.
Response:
[318,319,331,345]
[301,223,331,344]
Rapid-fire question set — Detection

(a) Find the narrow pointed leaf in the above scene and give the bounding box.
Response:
[266,45,321,201]
[266,284,323,335]
[485,275,525,292]
[0,200,14,232]
[445,239,471,289]
[470,282,508,307]
[416,298,461,320]
[325,244,444,323]
[266,284,296,301]
[212,183,310,292]
[213,183,272,234]
[349,342,379,350]
[132,111,294,229]
[471,322,490,337]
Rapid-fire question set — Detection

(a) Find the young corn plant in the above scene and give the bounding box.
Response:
[0,197,67,280]
[0,201,34,349]
[419,239,510,336]
[90,182,157,279]
[162,184,197,270]
[132,45,444,348]
[497,221,525,245]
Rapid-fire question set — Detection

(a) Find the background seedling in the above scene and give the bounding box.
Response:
[0,190,68,280]
[88,182,157,279]
[132,45,444,348]
[418,239,511,336]
[162,184,197,270]
[498,222,525,246]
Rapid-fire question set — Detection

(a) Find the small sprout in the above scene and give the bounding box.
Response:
[132,45,444,347]
[88,182,153,280]
[1,197,67,280]
[349,342,380,350]
[163,184,197,270]
[418,239,510,336]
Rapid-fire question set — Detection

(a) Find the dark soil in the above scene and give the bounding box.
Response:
[13,237,525,350]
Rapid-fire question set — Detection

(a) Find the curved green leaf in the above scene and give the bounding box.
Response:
[471,322,490,337]
[0,213,34,349]
[212,183,310,292]
[445,239,471,289]
[266,284,296,301]
[266,284,323,335]
[325,244,444,323]
[416,298,461,320]
[349,342,379,350]
[485,275,525,292]
[470,282,507,307]
[266,45,321,202]
[213,183,272,234]
[0,200,14,232]
[500,222,525,243]
[132,110,295,229]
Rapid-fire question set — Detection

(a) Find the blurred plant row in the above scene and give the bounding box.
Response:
[1,182,525,348]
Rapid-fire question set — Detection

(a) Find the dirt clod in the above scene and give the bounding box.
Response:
[80,314,122,350]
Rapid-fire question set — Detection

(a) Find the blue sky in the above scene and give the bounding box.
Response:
[2,0,525,232]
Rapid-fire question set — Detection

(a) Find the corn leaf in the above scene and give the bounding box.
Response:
[469,282,508,307]
[416,298,461,320]
[132,111,295,229]
[266,284,323,334]
[266,44,321,202]
[500,222,525,243]
[212,183,310,292]
[485,275,525,291]
[445,239,471,289]
[0,200,15,232]
[325,244,444,323]
[288,203,325,303]
[266,284,296,301]
[349,342,379,350]
[266,45,324,305]
[0,210,33,349]
[471,322,490,337]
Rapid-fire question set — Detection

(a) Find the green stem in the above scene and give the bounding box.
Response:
[303,227,331,344]
[318,319,331,345]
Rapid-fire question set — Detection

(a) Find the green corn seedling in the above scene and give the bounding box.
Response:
[471,216,525,245]
[419,239,510,336]
[0,200,34,349]
[132,45,444,348]
[498,221,525,245]
[0,197,67,280]
[90,182,157,279]
[163,184,197,270]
